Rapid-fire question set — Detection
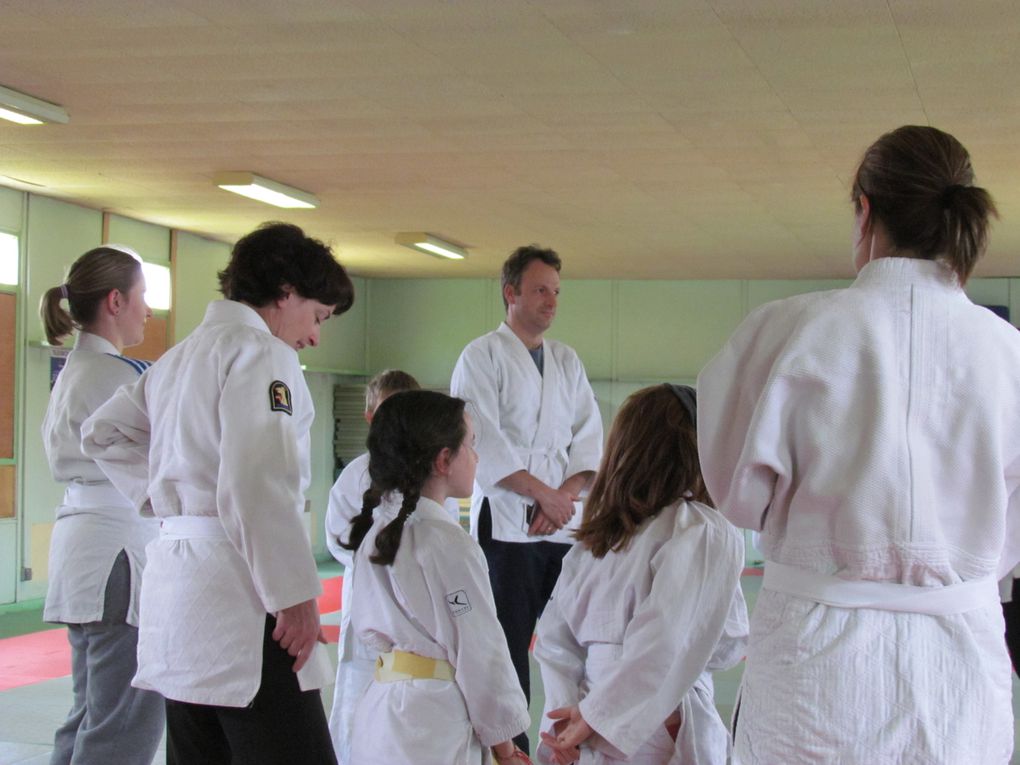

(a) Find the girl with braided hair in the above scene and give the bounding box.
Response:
[341,390,532,764]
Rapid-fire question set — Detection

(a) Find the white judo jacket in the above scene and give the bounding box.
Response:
[82,300,330,706]
[42,332,157,627]
[451,322,603,544]
[348,496,530,764]
[698,258,1020,764]
[534,501,748,765]
[324,453,460,764]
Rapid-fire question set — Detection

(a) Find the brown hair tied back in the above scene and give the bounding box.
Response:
[851,125,997,284]
[40,247,142,346]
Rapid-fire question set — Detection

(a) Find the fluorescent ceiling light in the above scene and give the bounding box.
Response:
[0,84,69,125]
[214,172,318,209]
[395,232,468,261]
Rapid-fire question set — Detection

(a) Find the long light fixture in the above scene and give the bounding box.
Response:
[214,172,318,209]
[0,84,69,125]
[395,232,468,261]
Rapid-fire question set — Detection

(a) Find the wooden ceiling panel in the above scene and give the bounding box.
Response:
[0,1,1018,279]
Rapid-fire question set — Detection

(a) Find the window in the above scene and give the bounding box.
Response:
[0,232,17,286]
[141,261,171,311]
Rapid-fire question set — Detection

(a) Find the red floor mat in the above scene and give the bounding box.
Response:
[0,628,72,691]
[317,575,342,615]
[0,575,345,692]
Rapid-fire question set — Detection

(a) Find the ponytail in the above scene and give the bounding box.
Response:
[942,184,996,285]
[370,488,420,565]
[41,285,74,345]
[38,246,142,346]
[851,125,997,285]
[340,485,383,553]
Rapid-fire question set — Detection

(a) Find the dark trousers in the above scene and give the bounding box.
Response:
[478,499,570,754]
[51,551,164,765]
[165,615,336,765]
[1005,578,1020,676]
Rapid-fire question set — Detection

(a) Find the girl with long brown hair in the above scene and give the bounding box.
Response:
[534,385,748,765]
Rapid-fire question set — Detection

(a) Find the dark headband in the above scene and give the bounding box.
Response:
[664,383,697,425]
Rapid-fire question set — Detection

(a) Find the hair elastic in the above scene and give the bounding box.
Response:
[665,383,697,424]
[941,184,966,209]
[59,284,69,300]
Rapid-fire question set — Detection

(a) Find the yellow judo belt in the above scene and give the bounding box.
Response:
[374,650,455,683]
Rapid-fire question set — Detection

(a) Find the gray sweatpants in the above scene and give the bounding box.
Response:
[50,550,164,765]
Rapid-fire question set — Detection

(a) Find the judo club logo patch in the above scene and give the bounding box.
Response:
[446,589,472,617]
[269,380,293,415]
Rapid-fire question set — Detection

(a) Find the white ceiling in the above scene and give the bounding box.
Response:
[1,0,1019,280]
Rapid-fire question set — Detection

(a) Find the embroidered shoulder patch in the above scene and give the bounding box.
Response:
[446,589,472,617]
[269,380,293,415]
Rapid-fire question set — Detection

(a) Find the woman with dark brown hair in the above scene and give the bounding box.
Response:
[699,125,1020,763]
[533,385,748,765]
[82,222,353,765]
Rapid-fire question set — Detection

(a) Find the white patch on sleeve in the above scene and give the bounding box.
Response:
[446,589,472,617]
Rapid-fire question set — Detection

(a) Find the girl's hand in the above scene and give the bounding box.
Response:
[492,740,533,764]
[539,706,592,764]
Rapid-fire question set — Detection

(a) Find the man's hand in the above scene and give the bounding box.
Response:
[496,470,586,534]
[273,598,326,673]
[534,485,579,529]
[528,507,560,537]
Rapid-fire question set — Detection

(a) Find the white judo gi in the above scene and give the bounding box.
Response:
[82,300,332,706]
[698,258,1020,764]
[347,495,530,764]
[451,322,603,544]
[324,453,460,763]
[43,332,157,627]
[533,501,748,765]
[43,331,164,765]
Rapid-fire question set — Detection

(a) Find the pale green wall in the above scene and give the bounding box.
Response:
[173,231,230,342]
[299,276,368,374]
[107,214,171,264]
[4,187,1020,601]
[0,186,22,232]
[359,274,1017,442]
[366,279,496,387]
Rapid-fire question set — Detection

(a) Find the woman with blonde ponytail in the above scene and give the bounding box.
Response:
[39,245,162,765]
[699,125,1020,763]
[341,390,532,765]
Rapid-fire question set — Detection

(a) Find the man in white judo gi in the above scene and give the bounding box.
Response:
[82,222,353,765]
[451,244,603,753]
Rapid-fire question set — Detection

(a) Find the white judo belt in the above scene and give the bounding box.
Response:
[763,561,998,615]
[63,482,132,510]
[159,514,227,540]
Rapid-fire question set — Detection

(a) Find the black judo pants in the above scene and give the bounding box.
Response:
[478,499,570,755]
[1005,578,1020,676]
[165,615,336,765]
